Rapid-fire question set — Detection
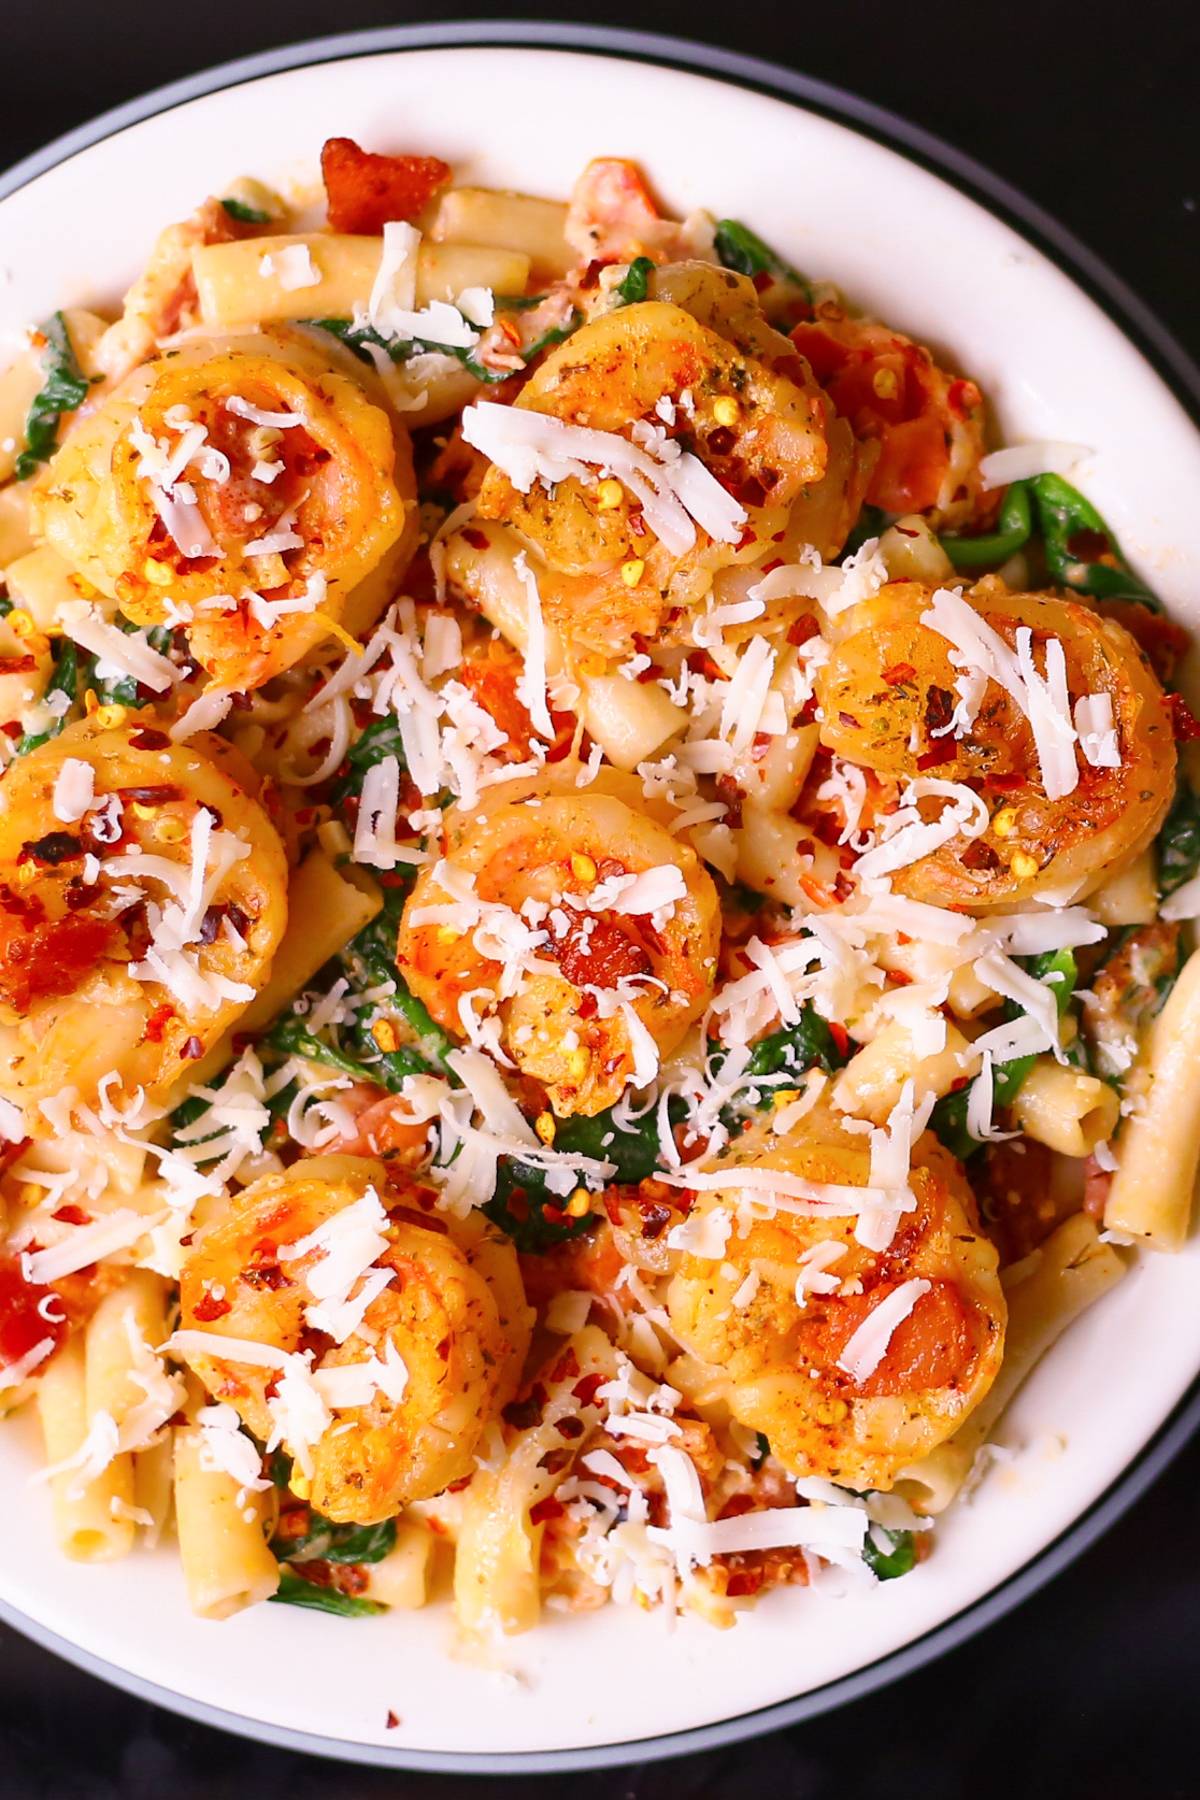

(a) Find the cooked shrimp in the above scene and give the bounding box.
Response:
[666,1114,1005,1489]
[92,196,247,384]
[0,715,287,1123]
[815,579,1176,910]
[564,158,689,265]
[650,262,876,561]
[473,299,827,659]
[178,1155,532,1522]
[791,306,987,528]
[397,766,721,1115]
[33,328,416,691]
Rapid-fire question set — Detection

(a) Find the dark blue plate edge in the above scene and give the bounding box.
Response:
[0,21,1196,1775]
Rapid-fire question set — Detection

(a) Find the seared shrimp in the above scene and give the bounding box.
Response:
[397,767,721,1115]
[178,1156,533,1522]
[473,300,827,659]
[791,306,987,528]
[564,158,690,265]
[666,1115,1005,1489]
[816,579,1176,910]
[33,328,415,691]
[650,261,877,562]
[0,715,287,1123]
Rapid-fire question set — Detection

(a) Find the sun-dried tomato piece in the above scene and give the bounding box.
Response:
[0,1254,65,1372]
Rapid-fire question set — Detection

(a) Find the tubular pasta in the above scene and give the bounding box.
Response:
[1010,1059,1121,1158]
[172,1425,280,1619]
[1104,947,1200,1251]
[898,1214,1127,1513]
[192,235,531,330]
[430,188,574,279]
[36,1336,134,1563]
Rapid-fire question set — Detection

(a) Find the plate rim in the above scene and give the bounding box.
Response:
[0,20,1197,1775]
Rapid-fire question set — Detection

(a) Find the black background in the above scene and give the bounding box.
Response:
[2,4,1198,1795]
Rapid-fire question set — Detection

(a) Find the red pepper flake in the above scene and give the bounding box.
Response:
[529,1496,565,1526]
[555,1416,585,1440]
[385,1710,401,1731]
[193,1290,232,1322]
[1167,692,1200,741]
[882,662,918,687]
[838,711,860,730]
[462,527,491,551]
[129,727,169,751]
[828,1021,850,1059]
[0,654,37,676]
[946,379,979,420]
[181,1036,204,1060]
[916,738,957,770]
[20,831,82,866]
[572,1372,605,1407]
[143,1003,176,1044]
[52,1204,91,1226]
[548,1347,580,1384]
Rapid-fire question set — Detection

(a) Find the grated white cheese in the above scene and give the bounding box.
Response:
[52,758,96,823]
[1073,692,1121,768]
[277,1189,394,1345]
[24,1209,155,1284]
[836,1277,932,1383]
[261,244,320,290]
[978,442,1091,489]
[58,603,181,693]
[461,401,746,557]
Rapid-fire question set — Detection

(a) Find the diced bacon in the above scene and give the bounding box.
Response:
[321,137,451,233]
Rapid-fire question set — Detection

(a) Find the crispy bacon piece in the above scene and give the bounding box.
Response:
[0,912,117,1013]
[550,908,653,989]
[321,136,451,234]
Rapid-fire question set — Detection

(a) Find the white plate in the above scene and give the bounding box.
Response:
[1,25,1198,1774]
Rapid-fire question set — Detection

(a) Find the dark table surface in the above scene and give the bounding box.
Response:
[2,3,1198,1794]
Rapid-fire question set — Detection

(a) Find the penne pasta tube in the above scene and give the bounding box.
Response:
[832,1017,980,1125]
[133,1435,175,1547]
[731,805,814,907]
[1089,847,1158,927]
[898,1213,1127,1512]
[362,1519,434,1608]
[444,520,687,769]
[878,514,955,585]
[430,188,574,279]
[193,235,531,330]
[169,847,381,1097]
[36,1336,134,1563]
[3,544,101,631]
[0,480,36,566]
[85,1271,170,1424]
[173,1426,280,1619]
[1104,946,1200,1250]
[1010,1059,1121,1158]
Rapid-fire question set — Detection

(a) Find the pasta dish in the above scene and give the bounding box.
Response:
[0,140,1196,1635]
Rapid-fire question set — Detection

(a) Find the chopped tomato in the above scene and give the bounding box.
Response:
[321,136,451,234]
[0,1254,65,1374]
[791,317,979,515]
